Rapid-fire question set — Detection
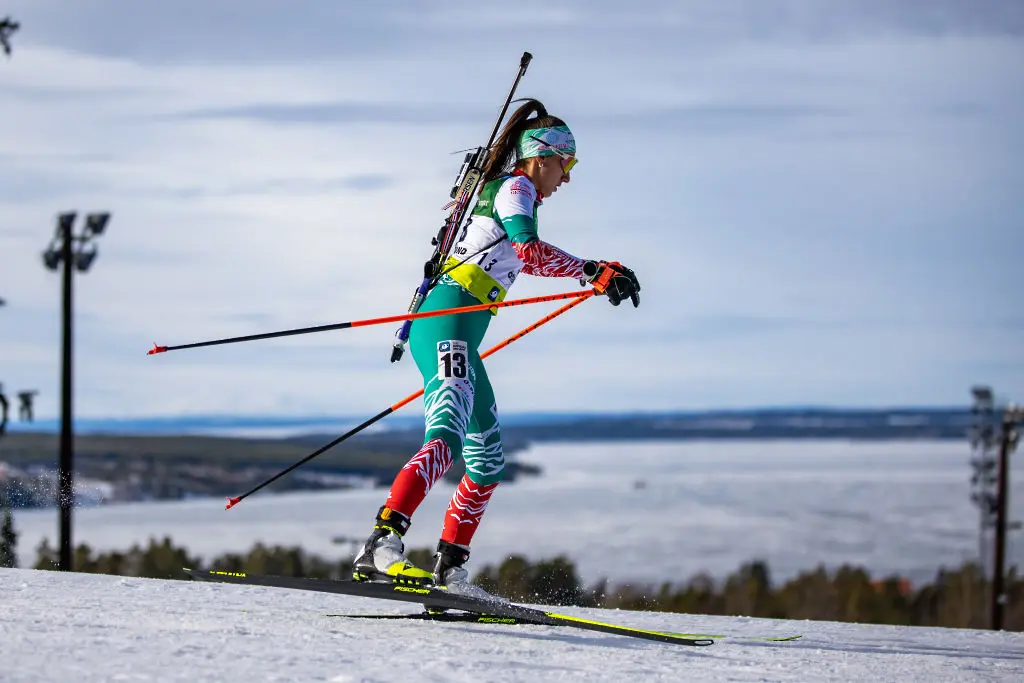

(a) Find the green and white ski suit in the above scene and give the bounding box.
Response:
[408,171,587,486]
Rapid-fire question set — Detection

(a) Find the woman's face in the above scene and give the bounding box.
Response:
[528,155,572,198]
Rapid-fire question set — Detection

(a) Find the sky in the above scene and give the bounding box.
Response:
[0,0,1022,421]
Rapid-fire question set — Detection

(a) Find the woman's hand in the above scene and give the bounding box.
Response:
[582,260,641,308]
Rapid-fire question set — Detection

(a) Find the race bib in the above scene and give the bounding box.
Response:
[437,340,469,380]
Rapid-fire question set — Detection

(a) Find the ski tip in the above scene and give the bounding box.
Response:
[147,343,167,355]
[225,496,241,510]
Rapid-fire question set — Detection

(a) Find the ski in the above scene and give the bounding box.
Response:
[664,631,802,643]
[324,611,543,625]
[322,611,801,641]
[183,568,714,647]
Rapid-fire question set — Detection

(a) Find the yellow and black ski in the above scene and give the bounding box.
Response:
[323,611,801,641]
[183,568,714,647]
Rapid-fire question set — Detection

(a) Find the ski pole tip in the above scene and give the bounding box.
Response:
[147,343,168,356]
[225,496,241,510]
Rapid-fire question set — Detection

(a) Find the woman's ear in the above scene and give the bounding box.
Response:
[521,157,542,175]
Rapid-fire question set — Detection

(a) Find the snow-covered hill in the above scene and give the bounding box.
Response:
[2,568,1021,682]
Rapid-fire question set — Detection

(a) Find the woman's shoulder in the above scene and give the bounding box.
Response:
[494,174,537,200]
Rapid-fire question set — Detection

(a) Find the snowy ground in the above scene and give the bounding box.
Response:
[11,440,1021,587]
[1,567,1022,682]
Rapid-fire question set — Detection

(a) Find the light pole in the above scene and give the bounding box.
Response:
[1,301,7,439]
[969,386,999,575]
[969,386,1023,630]
[991,404,1022,630]
[42,211,110,572]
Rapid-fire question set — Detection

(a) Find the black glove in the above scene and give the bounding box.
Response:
[582,260,641,308]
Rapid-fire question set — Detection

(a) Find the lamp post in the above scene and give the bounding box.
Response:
[969,386,998,575]
[1,301,7,439]
[991,404,1022,630]
[42,211,110,572]
[969,386,1023,630]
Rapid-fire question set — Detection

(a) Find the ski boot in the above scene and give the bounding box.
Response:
[432,540,507,602]
[352,506,433,585]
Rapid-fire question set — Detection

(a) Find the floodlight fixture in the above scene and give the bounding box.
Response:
[57,211,77,235]
[0,16,18,58]
[43,248,62,271]
[85,212,110,236]
[74,248,97,272]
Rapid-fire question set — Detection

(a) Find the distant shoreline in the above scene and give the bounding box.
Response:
[2,406,978,441]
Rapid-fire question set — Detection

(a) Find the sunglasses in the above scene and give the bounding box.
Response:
[529,134,577,173]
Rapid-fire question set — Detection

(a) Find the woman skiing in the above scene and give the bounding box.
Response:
[353,99,641,597]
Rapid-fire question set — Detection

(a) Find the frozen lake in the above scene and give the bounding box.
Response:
[10,439,1022,587]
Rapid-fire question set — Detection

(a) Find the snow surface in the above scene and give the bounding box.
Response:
[2,567,1022,682]
[11,440,1022,587]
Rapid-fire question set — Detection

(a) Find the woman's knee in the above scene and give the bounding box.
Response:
[463,442,504,486]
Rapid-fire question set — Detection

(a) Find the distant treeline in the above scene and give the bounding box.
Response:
[23,536,1023,631]
[500,408,974,442]
[12,406,978,442]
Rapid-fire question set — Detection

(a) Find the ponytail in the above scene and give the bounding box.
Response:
[479,98,567,189]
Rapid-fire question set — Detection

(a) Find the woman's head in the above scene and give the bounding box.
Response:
[480,99,576,199]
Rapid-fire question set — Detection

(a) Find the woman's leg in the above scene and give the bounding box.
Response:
[432,352,506,592]
[383,284,490,519]
[353,283,490,582]
[440,352,503,548]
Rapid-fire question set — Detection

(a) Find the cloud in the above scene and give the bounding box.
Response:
[0,2,1021,418]
[6,1,1023,70]
[2,82,147,102]
[0,165,111,203]
[579,103,847,133]
[176,102,483,127]
[133,174,399,199]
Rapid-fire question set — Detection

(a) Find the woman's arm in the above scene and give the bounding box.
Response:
[512,239,586,278]
[496,175,587,279]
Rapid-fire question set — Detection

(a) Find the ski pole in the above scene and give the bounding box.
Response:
[225,289,594,510]
[147,289,589,355]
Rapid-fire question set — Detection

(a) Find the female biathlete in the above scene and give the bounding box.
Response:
[353,99,641,597]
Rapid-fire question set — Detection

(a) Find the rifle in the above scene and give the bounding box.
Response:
[390,51,533,363]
